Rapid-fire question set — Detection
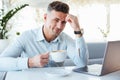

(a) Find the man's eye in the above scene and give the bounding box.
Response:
[55,19,59,22]
[62,21,66,24]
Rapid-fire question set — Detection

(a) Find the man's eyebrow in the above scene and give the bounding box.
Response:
[55,18,60,20]
[54,17,66,23]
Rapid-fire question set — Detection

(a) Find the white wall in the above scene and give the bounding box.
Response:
[2,1,120,42]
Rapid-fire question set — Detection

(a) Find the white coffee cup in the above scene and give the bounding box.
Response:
[50,50,67,62]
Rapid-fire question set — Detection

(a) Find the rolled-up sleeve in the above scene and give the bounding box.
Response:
[0,57,28,71]
[66,36,89,67]
[0,33,29,71]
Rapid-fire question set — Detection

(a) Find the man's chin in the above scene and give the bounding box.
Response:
[53,32,59,36]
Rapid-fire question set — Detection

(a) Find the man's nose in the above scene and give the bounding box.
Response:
[57,21,64,29]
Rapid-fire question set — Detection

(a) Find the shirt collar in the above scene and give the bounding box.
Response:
[52,36,60,43]
[36,26,61,43]
[36,26,45,41]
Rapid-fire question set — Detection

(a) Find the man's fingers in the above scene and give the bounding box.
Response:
[41,58,49,63]
[41,53,49,59]
[40,58,49,67]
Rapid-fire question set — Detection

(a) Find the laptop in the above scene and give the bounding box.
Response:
[73,41,120,76]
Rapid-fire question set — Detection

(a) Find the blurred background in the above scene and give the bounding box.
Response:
[0,0,120,42]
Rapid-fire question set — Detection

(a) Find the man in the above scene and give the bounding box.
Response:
[0,1,88,71]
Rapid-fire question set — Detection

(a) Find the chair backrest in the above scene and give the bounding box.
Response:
[87,42,106,59]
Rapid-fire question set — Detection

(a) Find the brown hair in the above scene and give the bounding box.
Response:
[47,1,69,13]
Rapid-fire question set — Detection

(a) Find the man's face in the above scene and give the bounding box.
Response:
[44,10,67,36]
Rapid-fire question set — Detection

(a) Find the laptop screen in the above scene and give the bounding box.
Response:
[101,41,120,75]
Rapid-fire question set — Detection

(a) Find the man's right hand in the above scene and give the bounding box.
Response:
[28,53,49,68]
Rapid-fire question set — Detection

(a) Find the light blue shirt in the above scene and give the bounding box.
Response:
[0,26,88,71]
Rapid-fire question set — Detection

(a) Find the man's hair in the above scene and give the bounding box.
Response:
[47,1,69,13]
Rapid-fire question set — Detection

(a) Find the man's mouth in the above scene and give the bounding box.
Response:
[54,29,60,33]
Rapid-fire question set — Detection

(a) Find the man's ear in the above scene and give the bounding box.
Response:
[44,13,47,21]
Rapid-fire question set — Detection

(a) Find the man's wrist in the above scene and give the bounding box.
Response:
[74,29,83,37]
[28,58,33,68]
[75,34,82,38]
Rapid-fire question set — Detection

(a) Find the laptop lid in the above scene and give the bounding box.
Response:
[73,41,120,76]
[101,41,120,75]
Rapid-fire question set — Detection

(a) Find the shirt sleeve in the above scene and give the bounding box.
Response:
[0,57,28,71]
[66,36,89,67]
[0,34,29,71]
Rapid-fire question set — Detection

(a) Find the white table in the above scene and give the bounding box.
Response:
[5,66,120,80]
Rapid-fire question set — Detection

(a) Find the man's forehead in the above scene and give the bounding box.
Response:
[48,10,67,20]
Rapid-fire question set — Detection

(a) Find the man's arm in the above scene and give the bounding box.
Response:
[65,35,88,67]
[0,35,28,71]
[65,14,89,67]
[0,57,28,71]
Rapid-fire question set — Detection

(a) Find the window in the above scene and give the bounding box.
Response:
[0,1,3,19]
[64,3,120,42]
[2,1,120,42]
[109,4,120,41]
[64,4,107,42]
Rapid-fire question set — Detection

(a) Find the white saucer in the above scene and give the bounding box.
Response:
[45,68,71,77]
